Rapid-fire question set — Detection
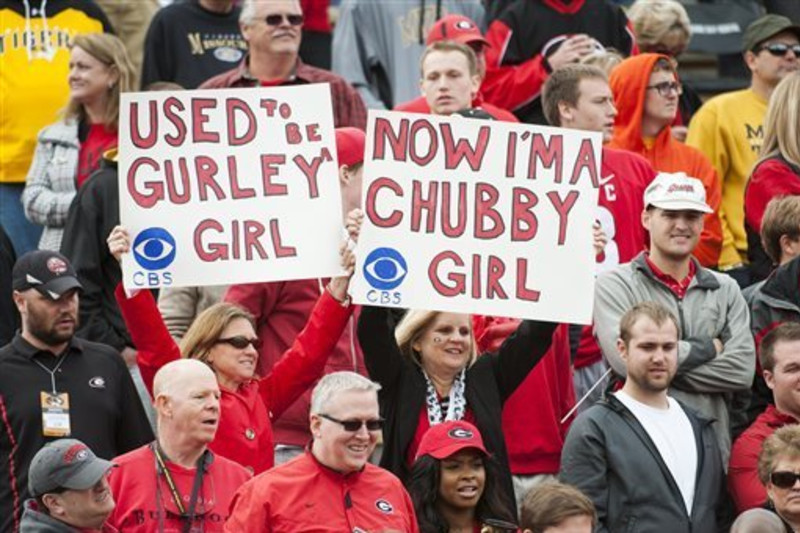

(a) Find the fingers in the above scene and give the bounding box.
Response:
[345,208,365,243]
[107,225,131,263]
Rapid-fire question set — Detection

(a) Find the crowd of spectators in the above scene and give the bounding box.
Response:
[1,0,800,531]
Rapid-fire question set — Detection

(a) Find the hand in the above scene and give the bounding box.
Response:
[345,208,364,244]
[671,126,688,143]
[107,226,131,263]
[592,221,608,256]
[713,338,724,354]
[546,34,597,71]
[328,240,356,303]
[120,346,138,367]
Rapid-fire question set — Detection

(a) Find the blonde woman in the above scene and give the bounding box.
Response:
[745,72,800,280]
[22,33,135,251]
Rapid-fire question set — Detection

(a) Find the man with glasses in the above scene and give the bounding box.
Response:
[201,0,367,129]
[106,359,251,531]
[561,301,726,532]
[225,371,419,531]
[21,439,116,532]
[608,53,723,269]
[687,15,800,286]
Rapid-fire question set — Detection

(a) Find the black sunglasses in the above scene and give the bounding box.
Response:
[215,336,262,350]
[771,471,800,489]
[265,13,304,26]
[320,413,384,432]
[757,43,800,57]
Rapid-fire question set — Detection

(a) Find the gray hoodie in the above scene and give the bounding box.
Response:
[19,499,117,533]
[332,0,484,110]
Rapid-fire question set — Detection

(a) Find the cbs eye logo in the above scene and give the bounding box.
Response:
[132,228,177,270]
[362,247,408,290]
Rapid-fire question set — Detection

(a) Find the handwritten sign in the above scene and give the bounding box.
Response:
[351,111,601,324]
[118,85,343,289]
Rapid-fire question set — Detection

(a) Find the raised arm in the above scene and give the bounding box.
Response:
[108,226,181,394]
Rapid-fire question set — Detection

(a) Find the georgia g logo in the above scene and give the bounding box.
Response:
[132,227,176,270]
[362,247,408,290]
[448,428,474,439]
[375,499,394,514]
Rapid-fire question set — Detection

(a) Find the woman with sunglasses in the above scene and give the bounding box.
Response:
[744,72,800,282]
[22,34,136,251]
[107,225,356,475]
[758,424,800,532]
[407,421,517,533]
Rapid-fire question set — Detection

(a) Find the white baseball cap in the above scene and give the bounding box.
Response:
[644,172,713,214]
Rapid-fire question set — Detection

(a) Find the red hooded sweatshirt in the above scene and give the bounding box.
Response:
[608,53,722,268]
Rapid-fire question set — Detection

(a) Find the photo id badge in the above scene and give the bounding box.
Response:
[40,392,71,437]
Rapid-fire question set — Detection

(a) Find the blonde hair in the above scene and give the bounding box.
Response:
[394,310,478,368]
[179,303,256,366]
[65,33,136,130]
[759,72,800,168]
[758,424,800,485]
[520,481,597,533]
[420,40,479,78]
[580,48,623,75]
[627,0,691,56]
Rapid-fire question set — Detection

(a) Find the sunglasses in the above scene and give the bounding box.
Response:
[646,81,683,98]
[757,43,800,57]
[265,13,304,26]
[215,336,262,350]
[320,413,384,432]
[771,471,800,489]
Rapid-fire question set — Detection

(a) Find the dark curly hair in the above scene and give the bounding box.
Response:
[407,454,515,533]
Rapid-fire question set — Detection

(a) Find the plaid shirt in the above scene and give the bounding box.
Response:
[200,57,366,130]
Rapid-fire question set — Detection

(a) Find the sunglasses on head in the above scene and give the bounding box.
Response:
[756,43,800,57]
[771,471,800,489]
[320,413,384,432]
[265,13,304,26]
[215,336,262,350]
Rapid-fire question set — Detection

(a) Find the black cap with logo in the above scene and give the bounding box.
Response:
[12,250,83,300]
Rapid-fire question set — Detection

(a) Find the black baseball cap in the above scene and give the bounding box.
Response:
[12,250,82,300]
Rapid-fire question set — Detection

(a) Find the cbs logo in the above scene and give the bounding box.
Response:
[363,247,406,305]
[131,227,176,287]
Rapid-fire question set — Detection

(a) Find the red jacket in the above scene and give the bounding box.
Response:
[224,451,419,532]
[608,53,722,268]
[224,279,366,447]
[729,404,798,512]
[115,284,353,474]
[394,93,519,122]
[473,317,574,475]
[107,444,251,532]
[745,157,800,235]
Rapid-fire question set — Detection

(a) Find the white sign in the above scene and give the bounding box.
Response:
[351,111,602,324]
[119,85,343,290]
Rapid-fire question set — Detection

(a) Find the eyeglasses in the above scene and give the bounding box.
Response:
[756,43,800,58]
[771,471,800,489]
[320,413,384,432]
[215,336,262,350]
[265,13,304,26]
[646,81,683,97]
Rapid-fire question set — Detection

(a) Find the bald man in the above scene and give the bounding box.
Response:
[106,360,251,531]
[730,509,786,533]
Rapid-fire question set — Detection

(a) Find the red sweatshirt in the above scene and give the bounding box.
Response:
[225,451,419,532]
[745,157,800,235]
[729,404,798,512]
[107,444,250,532]
[473,317,574,474]
[224,279,365,447]
[608,53,722,268]
[115,284,353,474]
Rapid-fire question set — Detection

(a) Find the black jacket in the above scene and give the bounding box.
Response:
[0,224,18,346]
[357,306,557,514]
[560,394,728,533]
[60,155,131,351]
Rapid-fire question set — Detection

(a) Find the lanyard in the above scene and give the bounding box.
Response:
[153,443,208,533]
[32,351,70,394]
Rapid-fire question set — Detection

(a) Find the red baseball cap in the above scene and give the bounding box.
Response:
[415,421,488,461]
[335,127,365,168]
[426,15,489,48]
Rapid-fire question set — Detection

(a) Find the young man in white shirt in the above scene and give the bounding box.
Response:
[560,301,727,533]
